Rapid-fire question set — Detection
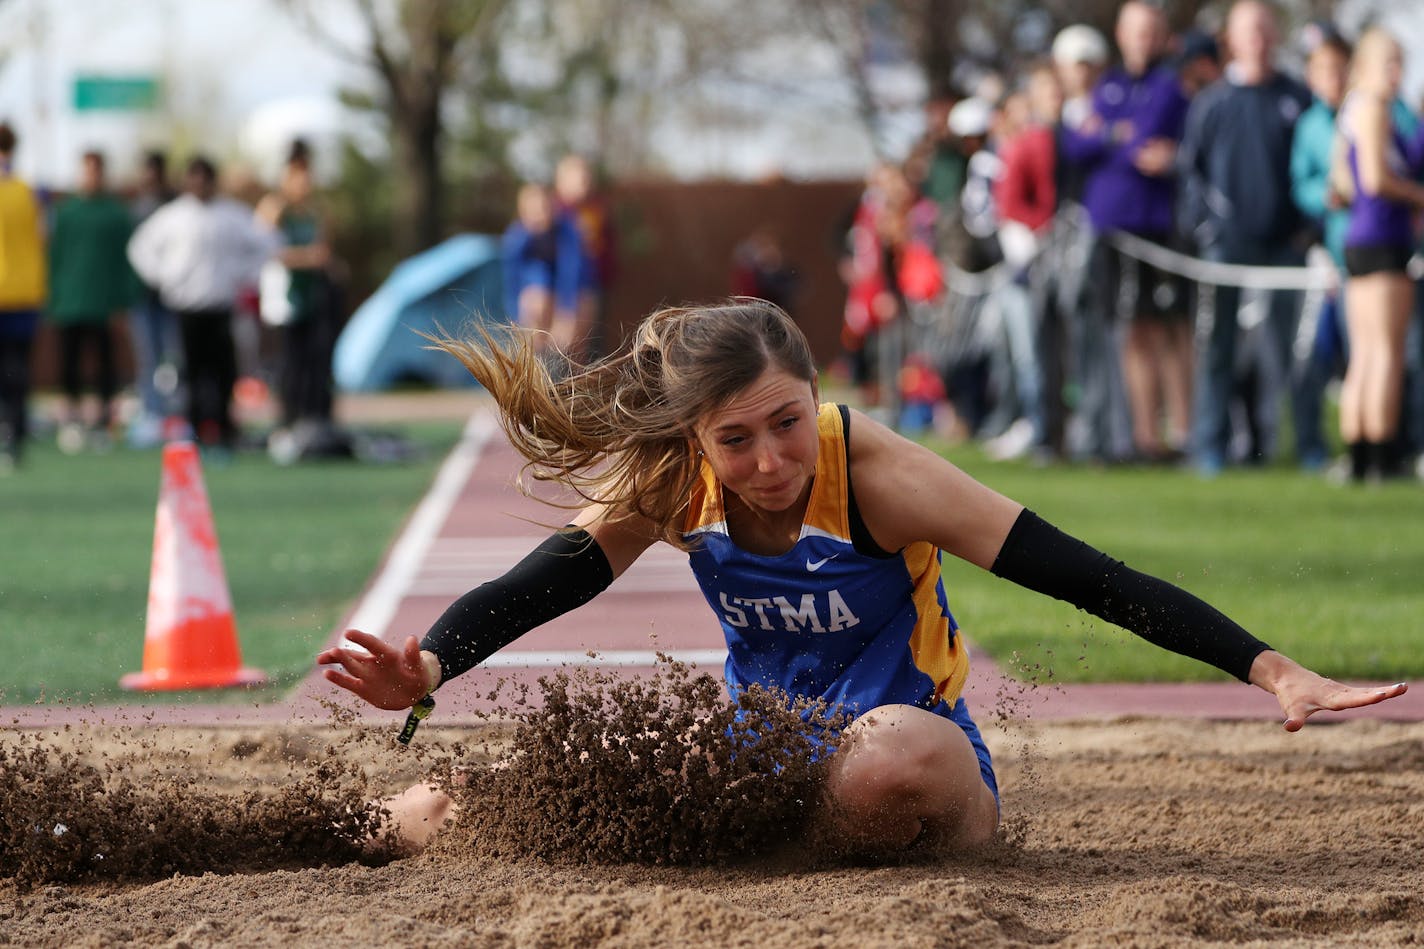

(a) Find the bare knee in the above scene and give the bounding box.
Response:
[824,705,995,851]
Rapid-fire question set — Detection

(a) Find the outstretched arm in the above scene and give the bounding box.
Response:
[846,409,1409,730]
[318,504,657,709]
[988,509,1407,728]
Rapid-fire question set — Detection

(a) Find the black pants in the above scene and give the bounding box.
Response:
[178,308,238,447]
[280,315,335,426]
[58,322,117,423]
[0,332,33,456]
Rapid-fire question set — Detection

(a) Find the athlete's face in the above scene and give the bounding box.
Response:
[693,367,819,516]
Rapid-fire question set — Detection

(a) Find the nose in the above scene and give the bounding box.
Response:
[755,440,782,474]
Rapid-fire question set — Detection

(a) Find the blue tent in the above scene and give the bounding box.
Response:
[334,234,505,391]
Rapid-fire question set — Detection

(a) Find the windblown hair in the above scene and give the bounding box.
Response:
[437,299,816,549]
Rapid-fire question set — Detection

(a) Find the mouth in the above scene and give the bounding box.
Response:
[755,477,796,496]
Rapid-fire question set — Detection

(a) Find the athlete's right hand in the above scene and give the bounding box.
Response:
[316,630,438,710]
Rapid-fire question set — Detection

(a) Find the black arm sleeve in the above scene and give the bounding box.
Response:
[420,527,614,687]
[989,509,1270,682]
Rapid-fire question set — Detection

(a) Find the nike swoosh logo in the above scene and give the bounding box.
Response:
[806,555,835,572]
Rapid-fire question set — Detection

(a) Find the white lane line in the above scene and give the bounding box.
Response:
[478,649,727,668]
[408,535,701,596]
[342,412,498,644]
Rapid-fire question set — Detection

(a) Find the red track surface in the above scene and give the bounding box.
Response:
[7,410,1418,729]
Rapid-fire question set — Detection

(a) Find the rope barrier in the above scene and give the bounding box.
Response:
[1106,230,1338,291]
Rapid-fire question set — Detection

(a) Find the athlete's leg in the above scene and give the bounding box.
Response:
[369,782,457,856]
[821,703,998,853]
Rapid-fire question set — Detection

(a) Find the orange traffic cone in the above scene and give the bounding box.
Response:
[120,441,267,690]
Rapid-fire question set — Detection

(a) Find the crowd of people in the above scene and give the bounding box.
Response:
[0,133,342,473]
[842,0,1424,483]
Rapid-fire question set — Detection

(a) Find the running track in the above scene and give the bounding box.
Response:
[7,409,1418,728]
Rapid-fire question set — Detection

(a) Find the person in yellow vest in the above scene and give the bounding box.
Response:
[0,123,47,473]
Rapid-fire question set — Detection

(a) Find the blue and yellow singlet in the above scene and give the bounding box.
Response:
[682,403,969,719]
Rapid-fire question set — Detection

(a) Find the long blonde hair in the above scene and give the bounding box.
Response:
[1349,27,1401,96]
[437,299,817,548]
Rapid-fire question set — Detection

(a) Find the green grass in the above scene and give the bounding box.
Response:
[0,422,462,705]
[936,442,1424,684]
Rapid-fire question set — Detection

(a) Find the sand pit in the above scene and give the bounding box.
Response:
[4,686,1423,949]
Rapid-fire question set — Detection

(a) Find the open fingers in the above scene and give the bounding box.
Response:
[341,628,394,657]
[1282,681,1408,731]
[323,667,367,697]
[322,643,382,679]
[1325,682,1408,711]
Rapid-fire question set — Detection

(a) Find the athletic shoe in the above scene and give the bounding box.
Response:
[985,417,1036,461]
[57,422,86,455]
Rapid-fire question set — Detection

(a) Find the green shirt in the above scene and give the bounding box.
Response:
[280,205,322,323]
[47,192,138,324]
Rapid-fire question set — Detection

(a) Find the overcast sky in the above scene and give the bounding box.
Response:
[0,0,365,187]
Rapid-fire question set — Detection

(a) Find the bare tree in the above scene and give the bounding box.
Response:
[286,0,507,256]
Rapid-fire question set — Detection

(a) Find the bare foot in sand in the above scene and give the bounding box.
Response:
[370,782,458,856]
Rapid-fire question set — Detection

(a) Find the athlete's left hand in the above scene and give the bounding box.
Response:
[1250,650,1408,731]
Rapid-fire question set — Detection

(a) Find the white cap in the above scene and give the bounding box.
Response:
[1052,24,1109,66]
[947,97,993,137]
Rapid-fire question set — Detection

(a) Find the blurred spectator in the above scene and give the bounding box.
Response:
[256,140,342,447]
[46,150,138,453]
[942,96,1001,270]
[1175,29,1223,97]
[1052,24,1110,134]
[1333,27,1424,482]
[501,182,584,361]
[731,227,799,314]
[913,94,967,212]
[898,352,951,435]
[1178,0,1312,474]
[1044,24,1111,458]
[840,163,939,412]
[127,150,181,447]
[1290,30,1353,471]
[553,154,616,360]
[0,123,45,473]
[127,156,279,452]
[1061,1,1191,463]
[840,164,895,406]
[979,82,1054,458]
[994,64,1060,268]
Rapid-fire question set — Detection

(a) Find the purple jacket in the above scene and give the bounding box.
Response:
[1060,64,1188,236]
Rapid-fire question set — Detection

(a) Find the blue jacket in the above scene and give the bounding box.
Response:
[500,212,585,319]
[1059,63,1188,236]
[1179,70,1313,251]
